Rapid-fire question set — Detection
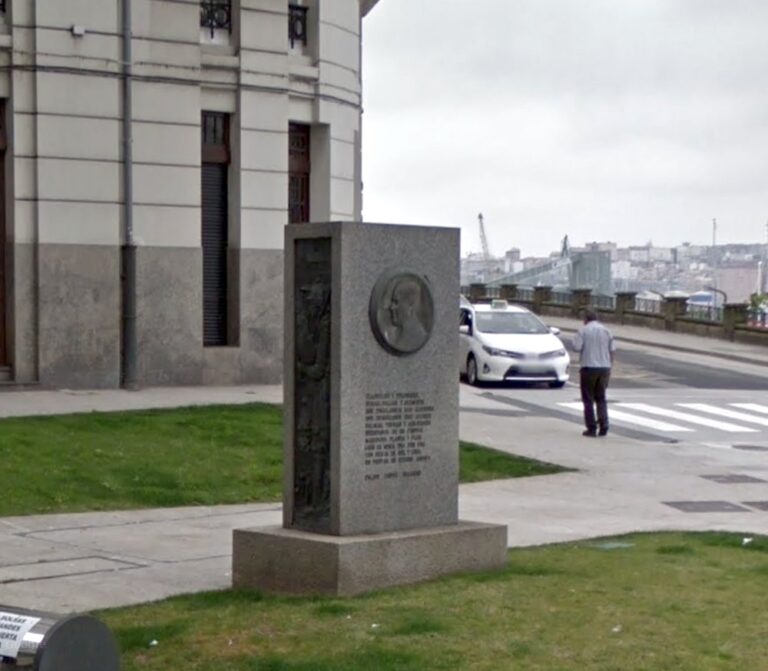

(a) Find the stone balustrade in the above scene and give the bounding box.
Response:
[460,284,763,346]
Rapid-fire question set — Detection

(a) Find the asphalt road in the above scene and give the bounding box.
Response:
[461,339,768,446]
[608,345,768,390]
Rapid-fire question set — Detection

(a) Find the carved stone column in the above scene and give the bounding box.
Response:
[723,303,748,340]
[615,292,637,323]
[662,296,688,330]
[532,286,552,315]
[570,288,592,318]
[469,283,486,303]
[499,284,518,302]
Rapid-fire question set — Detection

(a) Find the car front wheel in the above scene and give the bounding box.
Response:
[549,380,566,389]
[466,355,480,386]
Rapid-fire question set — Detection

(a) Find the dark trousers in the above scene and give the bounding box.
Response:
[580,367,611,432]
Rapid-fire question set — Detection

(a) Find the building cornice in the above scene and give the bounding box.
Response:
[360,0,381,18]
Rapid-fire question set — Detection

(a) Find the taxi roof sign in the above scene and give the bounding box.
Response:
[490,299,508,309]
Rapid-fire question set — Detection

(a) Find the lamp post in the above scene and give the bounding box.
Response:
[711,218,717,310]
[704,285,727,304]
[646,289,665,315]
[704,285,727,320]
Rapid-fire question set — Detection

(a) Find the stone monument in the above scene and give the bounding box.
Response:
[232,222,507,596]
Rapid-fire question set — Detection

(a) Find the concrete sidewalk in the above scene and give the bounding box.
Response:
[4,406,768,614]
[2,326,768,613]
[0,384,283,419]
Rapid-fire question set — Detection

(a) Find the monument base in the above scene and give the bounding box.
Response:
[232,521,508,596]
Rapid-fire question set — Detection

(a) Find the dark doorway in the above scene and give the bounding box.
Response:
[289,123,310,224]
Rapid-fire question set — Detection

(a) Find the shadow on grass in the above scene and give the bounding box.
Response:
[237,648,428,671]
[656,543,696,555]
[463,560,567,583]
[170,589,266,610]
[379,607,450,637]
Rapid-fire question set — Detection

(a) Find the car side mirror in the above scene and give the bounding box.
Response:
[549,326,561,336]
[459,324,470,335]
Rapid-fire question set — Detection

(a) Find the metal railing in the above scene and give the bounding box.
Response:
[200,0,232,38]
[460,285,763,330]
[635,298,662,314]
[685,305,723,322]
[592,294,616,310]
[289,4,308,48]
[549,291,570,304]
[550,291,570,304]
[747,310,768,329]
[517,287,534,302]
[457,283,768,348]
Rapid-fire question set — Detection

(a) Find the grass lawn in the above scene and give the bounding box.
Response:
[100,531,768,671]
[0,404,567,516]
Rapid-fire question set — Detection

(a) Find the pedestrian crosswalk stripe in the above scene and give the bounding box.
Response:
[731,403,768,415]
[557,402,693,432]
[602,409,696,432]
[618,403,757,433]
[678,403,768,427]
[557,401,768,434]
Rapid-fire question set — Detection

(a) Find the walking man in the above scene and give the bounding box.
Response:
[572,310,616,437]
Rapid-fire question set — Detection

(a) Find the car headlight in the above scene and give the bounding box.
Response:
[539,349,567,359]
[482,345,523,358]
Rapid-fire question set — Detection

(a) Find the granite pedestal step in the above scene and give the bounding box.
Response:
[232,520,508,597]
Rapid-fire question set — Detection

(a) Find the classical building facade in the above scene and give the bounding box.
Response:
[0,0,379,388]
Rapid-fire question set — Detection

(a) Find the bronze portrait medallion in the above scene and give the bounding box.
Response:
[369,269,434,355]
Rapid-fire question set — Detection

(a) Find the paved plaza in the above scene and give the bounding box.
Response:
[3,318,768,612]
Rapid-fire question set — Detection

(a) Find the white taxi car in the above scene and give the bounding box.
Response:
[459,298,570,387]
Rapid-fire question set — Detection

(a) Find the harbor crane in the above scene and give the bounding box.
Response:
[477,213,492,261]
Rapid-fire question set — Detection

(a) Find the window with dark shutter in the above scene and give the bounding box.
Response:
[289,123,310,224]
[201,111,230,346]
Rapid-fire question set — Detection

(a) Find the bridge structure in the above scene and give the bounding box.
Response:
[488,236,573,288]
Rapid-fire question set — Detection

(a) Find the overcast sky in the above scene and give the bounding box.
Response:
[360,0,768,258]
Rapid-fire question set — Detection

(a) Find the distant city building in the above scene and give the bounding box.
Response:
[715,265,761,303]
[461,237,768,303]
[628,246,651,264]
[648,247,674,263]
[571,251,612,295]
[460,252,505,285]
[676,243,708,259]
[504,247,521,265]
[581,241,618,260]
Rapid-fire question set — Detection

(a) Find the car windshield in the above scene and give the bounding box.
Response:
[475,311,549,335]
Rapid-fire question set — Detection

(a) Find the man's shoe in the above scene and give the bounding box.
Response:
[598,428,609,436]
[582,429,597,437]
